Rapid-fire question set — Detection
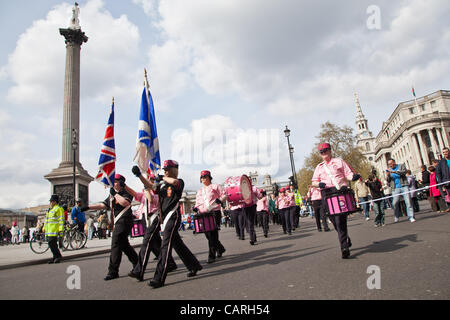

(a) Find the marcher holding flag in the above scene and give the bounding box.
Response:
[85,100,138,281]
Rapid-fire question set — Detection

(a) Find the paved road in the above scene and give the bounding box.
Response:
[0,201,449,300]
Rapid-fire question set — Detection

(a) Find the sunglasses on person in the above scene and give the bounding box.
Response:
[319,148,330,154]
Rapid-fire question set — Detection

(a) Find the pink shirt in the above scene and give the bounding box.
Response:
[229,202,245,210]
[134,190,160,219]
[285,191,296,207]
[277,194,288,209]
[195,183,225,213]
[307,187,321,201]
[256,197,268,212]
[312,158,355,199]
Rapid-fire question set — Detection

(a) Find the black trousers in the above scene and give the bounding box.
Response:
[328,214,351,252]
[282,208,292,233]
[204,211,226,259]
[244,205,257,242]
[154,212,202,285]
[48,236,62,260]
[279,208,286,232]
[257,210,269,236]
[108,220,139,275]
[133,215,177,279]
[288,206,297,231]
[237,208,247,239]
[231,209,241,237]
[312,200,329,231]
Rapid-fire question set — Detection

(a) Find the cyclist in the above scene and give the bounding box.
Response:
[71,199,86,235]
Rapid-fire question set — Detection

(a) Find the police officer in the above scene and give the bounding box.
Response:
[84,174,139,280]
[45,194,65,264]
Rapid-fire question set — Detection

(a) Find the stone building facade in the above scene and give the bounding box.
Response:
[356,90,450,180]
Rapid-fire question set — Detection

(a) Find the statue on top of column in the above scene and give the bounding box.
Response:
[69,2,81,30]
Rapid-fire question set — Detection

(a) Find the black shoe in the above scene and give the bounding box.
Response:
[104,273,119,281]
[264,234,268,238]
[318,229,322,232]
[324,228,331,232]
[341,248,350,259]
[148,279,164,288]
[48,259,55,264]
[53,258,61,264]
[187,266,203,278]
[167,265,178,273]
[288,232,292,235]
[128,271,143,281]
[217,249,226,258]
[249,241,255,245]
[207,257,215,264]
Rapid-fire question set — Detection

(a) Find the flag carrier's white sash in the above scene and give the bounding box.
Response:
[160,203,180,233]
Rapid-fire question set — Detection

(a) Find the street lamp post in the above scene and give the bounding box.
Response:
[72,128,78,207]
[284,125,297,188]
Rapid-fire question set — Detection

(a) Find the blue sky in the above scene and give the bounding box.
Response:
[1,0,449,209]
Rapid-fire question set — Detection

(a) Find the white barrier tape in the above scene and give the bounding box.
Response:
[356,180,450,206]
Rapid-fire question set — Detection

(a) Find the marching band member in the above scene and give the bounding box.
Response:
[243,186,263,245]
[127,168,177,281]
[277,188,291,235]
[146,160,203,289]
[307,185,330,232]
[311,143,360,259]
[230,202,246,240]
[85,174,139,280]
[286,185,298,232]
[193,170,227,264]
[256,190,269,237]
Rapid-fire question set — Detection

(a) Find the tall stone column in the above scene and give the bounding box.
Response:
[44,4,93,206]
[410,135,423,167]
[427,128,440,160]
[416,132,429,165]
[435,128,444,152]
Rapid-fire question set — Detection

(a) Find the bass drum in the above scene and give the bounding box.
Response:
[224,175,253,206]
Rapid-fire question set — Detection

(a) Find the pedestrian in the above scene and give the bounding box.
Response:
[354,178,371,221]
[365,175,385,227]
[193,170,227,263]
[428,166,447,212]
[386,158,416,223]
[307,185,330,232]
[256,190,270,237]
[11,222,19,245]
[406,170,420,213]
[83,174,139,281]
[435,147,450,212]
[71,199,86,234]
[127,167,178,281]
[86,216,94,240]
[147,160,203,289]
[382,180,393,209]
[44,194,65,263]
[268,193,278,225]
[312,142,361,259]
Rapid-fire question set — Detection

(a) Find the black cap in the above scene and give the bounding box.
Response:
[49,194,59,203]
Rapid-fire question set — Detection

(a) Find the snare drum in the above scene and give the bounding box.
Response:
[193,213,217,233]
[131,219,146,238]
[224,175,253,206]
[321,187,360,215]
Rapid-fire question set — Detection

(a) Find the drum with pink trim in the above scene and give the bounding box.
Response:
[224,175,253,206]
[193,213,217,233]
[321,187,360,215]
[131,219,145,237]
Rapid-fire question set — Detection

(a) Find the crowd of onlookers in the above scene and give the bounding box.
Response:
[0,222,31,245]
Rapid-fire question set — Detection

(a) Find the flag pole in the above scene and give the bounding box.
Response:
[144,69,151,179]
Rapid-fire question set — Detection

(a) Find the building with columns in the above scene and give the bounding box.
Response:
[357,90,450,180]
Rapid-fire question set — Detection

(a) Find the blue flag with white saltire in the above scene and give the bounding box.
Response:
[134,85,161,175]
[95,101,116,187]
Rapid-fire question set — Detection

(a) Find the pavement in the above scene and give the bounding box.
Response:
[0,235,143,270]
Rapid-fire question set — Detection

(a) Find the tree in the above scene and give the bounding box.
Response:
[297,121,372,195]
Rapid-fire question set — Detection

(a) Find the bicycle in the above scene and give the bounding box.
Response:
[30,232,49,254]
[68,223,87,250]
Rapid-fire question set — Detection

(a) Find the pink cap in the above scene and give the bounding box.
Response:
[318,143,331,151]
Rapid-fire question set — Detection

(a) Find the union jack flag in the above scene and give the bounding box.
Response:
[95,99,116,187]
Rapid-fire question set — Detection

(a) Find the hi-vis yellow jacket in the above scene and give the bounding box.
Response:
[44,204,65,236]
[294,190,303,206]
